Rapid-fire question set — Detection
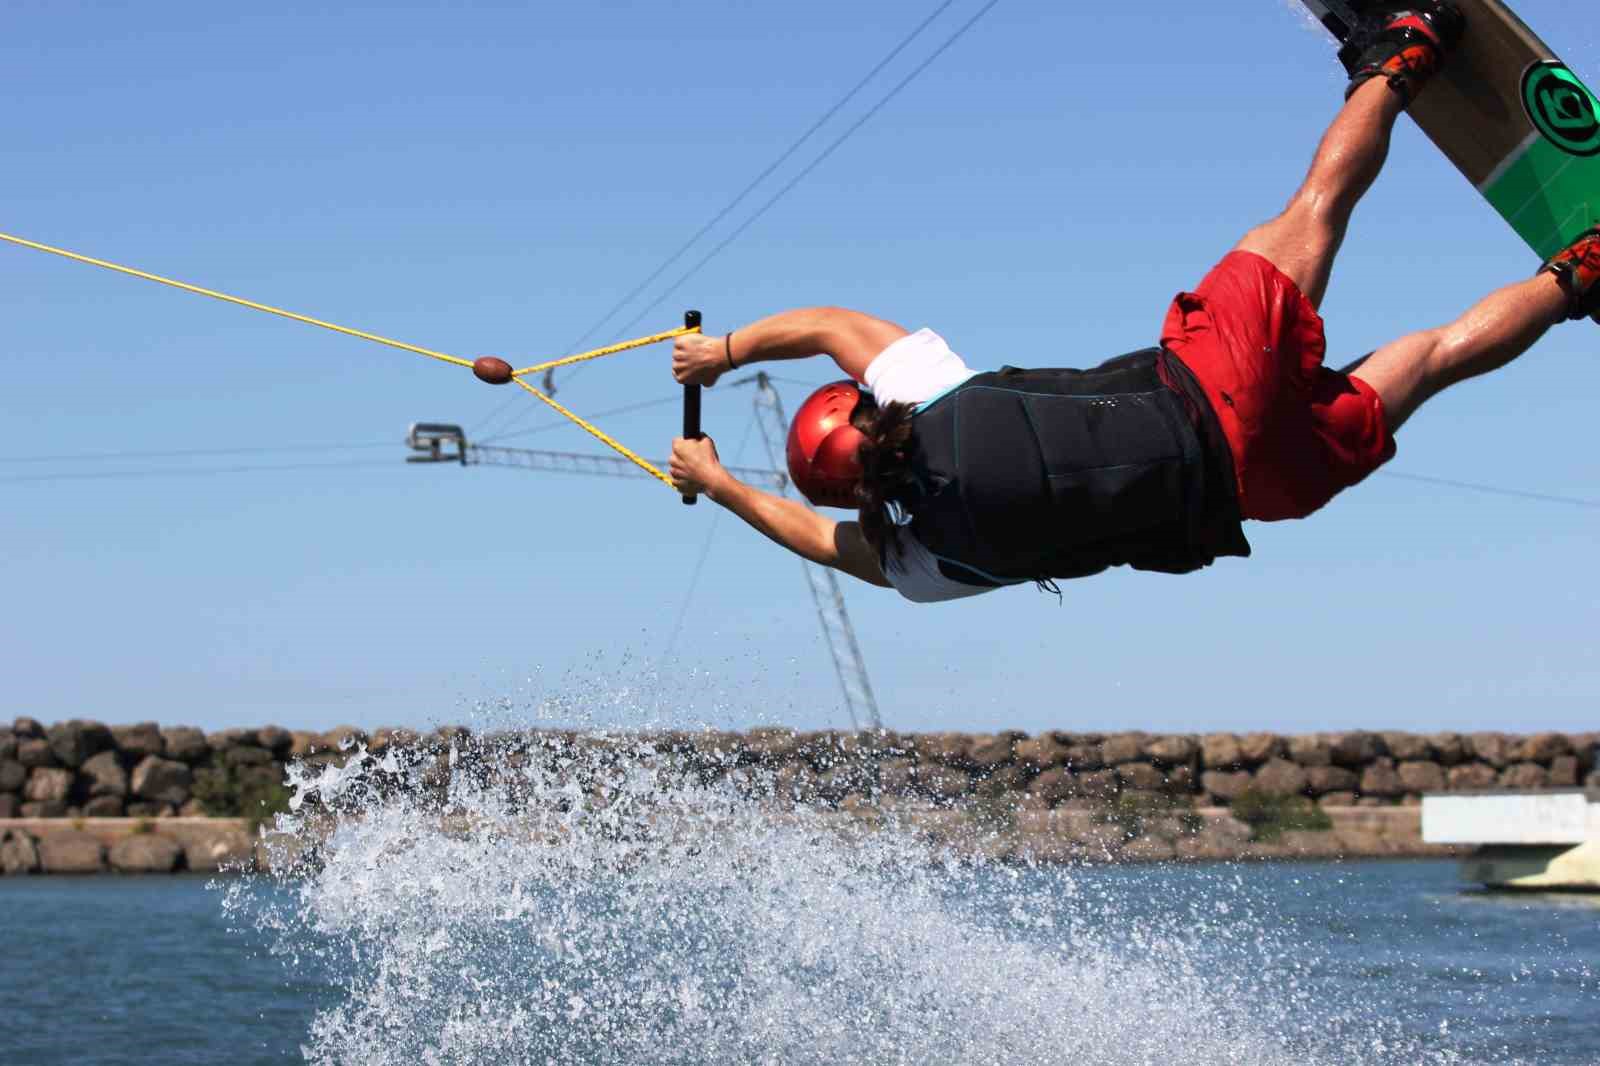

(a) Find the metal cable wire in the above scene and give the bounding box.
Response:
[0,442,391,464]
[659,411,760,661]
[470,0,985,442]
[477,393,684,445]
[604,0,1004,345]
[1373,470,1600,509]
[1,459,400,485]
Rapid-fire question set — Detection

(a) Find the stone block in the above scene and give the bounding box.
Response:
[1200,770,1252,802]
[223,745,274,768]
[0,730,14,762]
[1330,731,1383,767]
[1076,768,1120,800]
[1237,733,1284,766]
[1201,733,1242,770]
[256,726,293,757]
[1165,763,1198,795]
[24,767,73,804]
[1144,735,1198,765]
[1467,732,1513,769]
[1028,767,1074,805]
[1118,762,1167,792]
[207,727,260,752]
[45,720,114,768]
[160,727,208,763]
[20,800,67,818]
[80,750,128,797]
[1499,762,1549,790]
[1396,761,1445,794]
[1286,734,1332,767]
[1380,732,1433,762]
[1447,762,1499,790]
[1572,733,1600,772]
[1013,734,1069,770]
[1549,755,1580,788]
[83,795,126,818]
[319,725,367,753]
[1318,791,1358,807]
[38,831,106,874]
[1359,758,1402,798]
[184,819,256,870]
[131,756,193,805]
[967,735,1014,771]
[1063,743,1103,771]
[1305,764,1358,795]
[1428,732,1466,766]
[111,722,165,759]
[1513,733,1572,764]
[1,829,41,874]
[17,739,57,769]
[0,760,26,793]
[1101,733,1148,765]
[911,732,968,765]
[1253,758,1309,796]
[125,801,175,819]
[974,763,1034,797]
[12,717,45,738]
[109,834,183,874]
[0,795,16,818]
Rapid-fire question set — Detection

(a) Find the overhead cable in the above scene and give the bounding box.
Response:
[471,0,994,441]
[603,0,1004,345]
[0,442,390,464]
[1,459,399,485]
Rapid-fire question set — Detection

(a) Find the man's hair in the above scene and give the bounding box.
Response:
[849,393,918,560]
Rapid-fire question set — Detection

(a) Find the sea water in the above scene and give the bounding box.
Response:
[2,731,1597,1065]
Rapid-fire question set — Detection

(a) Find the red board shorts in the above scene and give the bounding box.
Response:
[1161,251,1395,522]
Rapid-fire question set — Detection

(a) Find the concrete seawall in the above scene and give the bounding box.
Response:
[0,806,1458,876]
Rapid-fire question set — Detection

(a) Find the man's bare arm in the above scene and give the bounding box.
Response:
[669,436,890,588]
[672,307,908,388]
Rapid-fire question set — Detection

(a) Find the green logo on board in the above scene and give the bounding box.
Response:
[1522,62,1600,157]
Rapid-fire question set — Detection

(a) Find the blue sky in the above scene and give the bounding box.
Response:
[2,1,1595,736]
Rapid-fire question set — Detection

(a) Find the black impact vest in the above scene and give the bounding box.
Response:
[888,347,1250,588]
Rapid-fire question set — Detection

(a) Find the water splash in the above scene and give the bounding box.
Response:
[222,719,1528,1065]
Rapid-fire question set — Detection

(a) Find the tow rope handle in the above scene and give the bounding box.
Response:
[681,309,703,505]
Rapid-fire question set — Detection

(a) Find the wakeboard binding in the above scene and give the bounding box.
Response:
[1541,224,1600,323]
[1338,1,1467,103]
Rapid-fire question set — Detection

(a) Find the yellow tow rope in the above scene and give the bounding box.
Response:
[0,230,695,488]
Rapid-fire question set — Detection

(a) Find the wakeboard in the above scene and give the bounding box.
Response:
[1298,0,1599,260]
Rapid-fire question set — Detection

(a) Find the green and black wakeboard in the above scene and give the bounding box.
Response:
[1298,0,1599,259]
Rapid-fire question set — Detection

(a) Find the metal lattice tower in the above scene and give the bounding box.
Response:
[733,373,881,731]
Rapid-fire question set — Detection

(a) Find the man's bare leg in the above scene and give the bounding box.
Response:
[1232,78,1406,308]
[1348,272,1568,431]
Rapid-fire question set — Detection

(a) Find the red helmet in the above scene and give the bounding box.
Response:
[786,380,867,509]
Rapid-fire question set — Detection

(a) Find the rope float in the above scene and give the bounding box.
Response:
[0,230,699,490]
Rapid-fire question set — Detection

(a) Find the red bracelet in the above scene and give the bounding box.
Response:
[725,332,736,370]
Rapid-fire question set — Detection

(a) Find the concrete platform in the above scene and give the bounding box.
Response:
[1422,791,1600,891]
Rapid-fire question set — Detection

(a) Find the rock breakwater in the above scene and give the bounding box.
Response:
[2,717,1595,873]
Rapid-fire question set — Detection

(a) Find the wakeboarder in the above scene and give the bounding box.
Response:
[669,2,1600,602]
